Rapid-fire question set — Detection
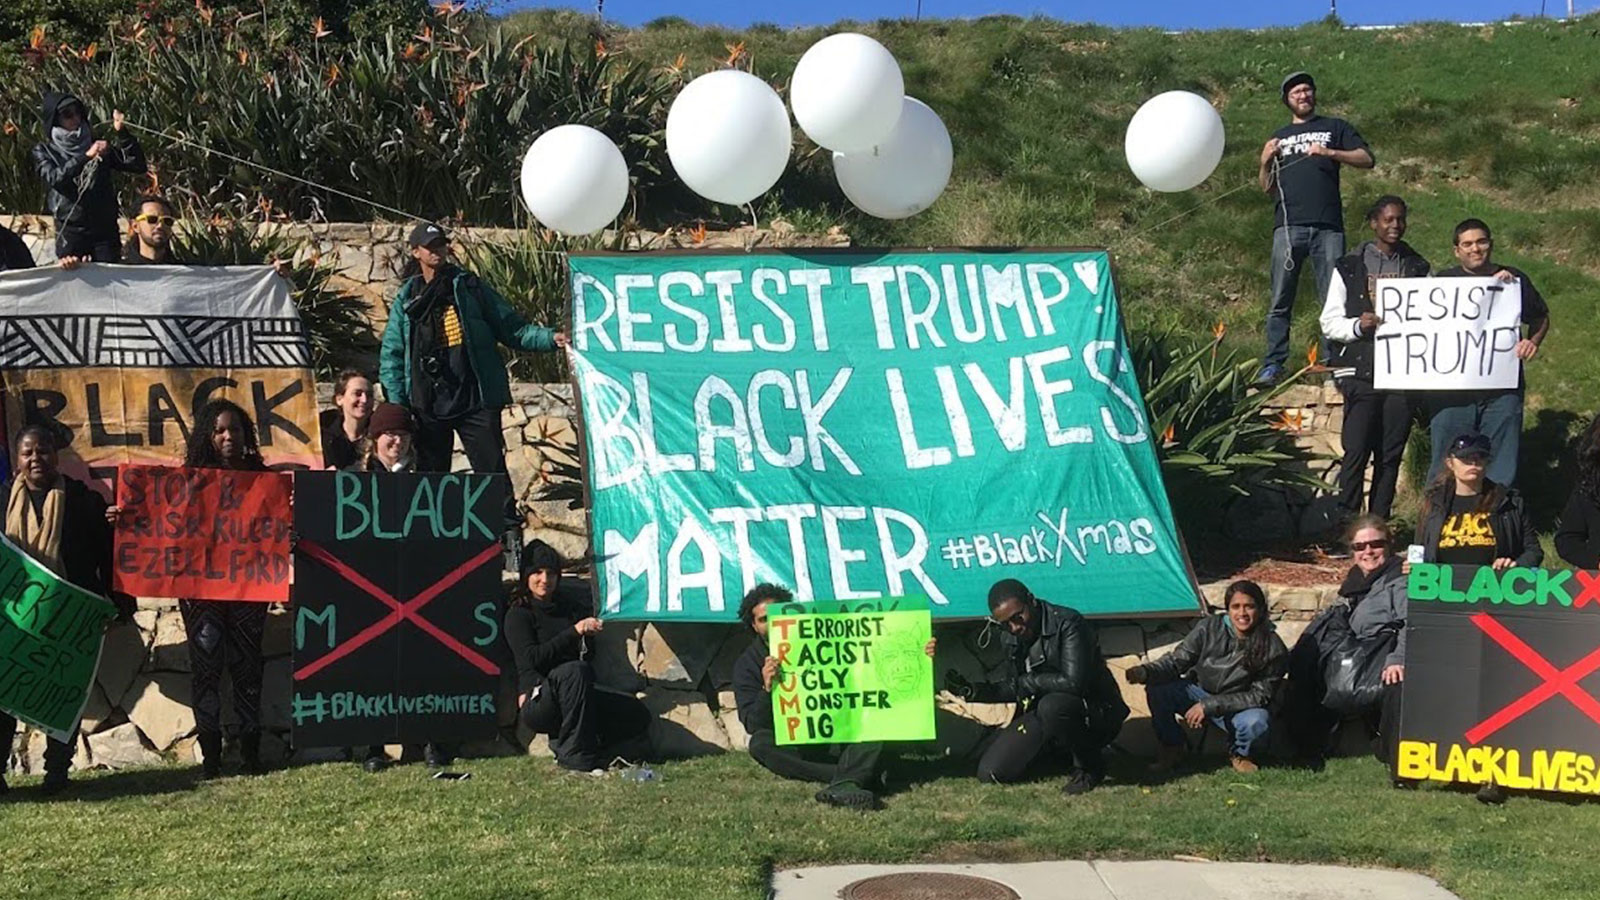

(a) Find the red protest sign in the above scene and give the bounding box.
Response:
[112,465,293,602]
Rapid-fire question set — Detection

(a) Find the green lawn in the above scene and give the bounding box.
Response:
[2,749,1597,899]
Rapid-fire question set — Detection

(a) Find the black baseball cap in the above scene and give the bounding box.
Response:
[407,221,449,248]
[1281,71,1315,100]
[1447,432,1492,461]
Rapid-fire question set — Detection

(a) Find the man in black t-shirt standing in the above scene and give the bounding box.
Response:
[1257,71,1374,384]
[1425,219,1552,488]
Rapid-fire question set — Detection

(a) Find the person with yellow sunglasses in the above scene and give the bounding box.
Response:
[122,195,181,265]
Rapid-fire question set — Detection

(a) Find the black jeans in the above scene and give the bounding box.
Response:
[0,715,74,777]
[180,600,267,738]
[414,407,506,475]
[520,660,652,770]
[1337,379,1412,519]
[976,691,1128,783]
[747,731,886,787]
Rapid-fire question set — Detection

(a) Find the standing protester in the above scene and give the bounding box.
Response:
[320,370,375,470]
[731,583,935,810]
[345,403,454,770]
[379,222,569,478]
[32,92,146,264]
[1320,195,1430,521]
[0,426,125,795]
[1257,71,1374,384]
[946,579,1129,795]
[1426,219,1552,487]
[506,540,652,775]
[120,195,180,265]
[1126,580,1287,775]
[111,399,272,777]
[1555,416,1600,569]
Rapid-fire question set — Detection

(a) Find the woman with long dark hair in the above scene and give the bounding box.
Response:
[1,425,123,794]
[1127,579,1288,774]
[320,369,374,471]
[1417,432,1541,572]
[177,398,272,777]
[1555,416,1600,569]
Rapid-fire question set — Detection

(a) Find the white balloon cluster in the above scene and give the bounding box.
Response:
[516,31,956,232]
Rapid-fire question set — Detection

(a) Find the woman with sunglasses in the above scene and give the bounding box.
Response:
[122,195,181,265]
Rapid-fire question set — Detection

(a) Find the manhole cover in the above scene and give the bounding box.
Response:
[840,872,1021,900]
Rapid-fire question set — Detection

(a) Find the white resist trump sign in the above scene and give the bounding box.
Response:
[1373,277,1523,391]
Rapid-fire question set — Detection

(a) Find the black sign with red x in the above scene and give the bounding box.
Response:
[1398,564,1600,796]
[290,471,508,748]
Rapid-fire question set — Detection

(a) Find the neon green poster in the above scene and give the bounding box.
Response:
[767,597,934,745]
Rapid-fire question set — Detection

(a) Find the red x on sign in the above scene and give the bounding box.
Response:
[292,540,502,680]
[1465,612,1600,745]
[1574,570,1600,609]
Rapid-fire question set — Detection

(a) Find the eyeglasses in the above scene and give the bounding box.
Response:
[133,214,175,226]
[1350,539,1388,552]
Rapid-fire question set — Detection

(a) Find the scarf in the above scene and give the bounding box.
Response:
[1339,553,1402,604]
[49,123,93,159]
[5,476,66,575]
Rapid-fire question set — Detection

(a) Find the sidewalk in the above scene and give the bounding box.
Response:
[772,860,1460,899]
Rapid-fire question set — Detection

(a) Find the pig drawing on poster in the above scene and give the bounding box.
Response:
[1372,277,1523,391]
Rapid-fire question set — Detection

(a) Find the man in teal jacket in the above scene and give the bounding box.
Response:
[379,222,568,476]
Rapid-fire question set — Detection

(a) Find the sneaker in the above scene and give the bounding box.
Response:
[1255,364,1284,385]
[1063,769,1104,796]
[815,780,879,810]
[40,771,69,795]
[200,758,222,780]
[1230,755,1259,774]
[423,744,451,769]
[362,755,388,774]
[1476,783,1507,805]
[1147,744,1187,774]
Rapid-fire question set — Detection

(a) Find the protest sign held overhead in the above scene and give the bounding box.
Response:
[1372,276,1522,391]
[0,266,322,499]
[290,471,506,748]
[0,534,119,742]
[769,596,934,745]
[112,465,292,602]
[569,249,1200,622]
[1399,563,1600,796]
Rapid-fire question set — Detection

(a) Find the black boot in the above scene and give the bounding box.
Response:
[239,733,265,776]
[198,731,223,779]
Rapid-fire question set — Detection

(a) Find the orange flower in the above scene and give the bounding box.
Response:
[689,222,707,245]
[236,49,249,66]
[261,72,277,90]
[1306,342,1319,367]
[324,62,340,88]
[414,25,435,45]
[594,39,607,58]
[1211,321,1226,341]
[29,26,45,51]
[431,0,465,15]
[146,168,160,193]
[2,121,16,136]
[81,42,98,61]
[1161,423,1176,444]
[401,42,422,62]
[195,0,214,26]
[723,42,747,66]
[312,17,331,40]
[1272,409,1305,433]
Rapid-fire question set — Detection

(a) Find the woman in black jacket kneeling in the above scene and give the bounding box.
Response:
[504,540,651,773]
[1127,580,1288,775]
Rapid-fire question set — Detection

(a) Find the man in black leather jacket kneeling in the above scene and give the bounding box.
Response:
[948,579,1128,795]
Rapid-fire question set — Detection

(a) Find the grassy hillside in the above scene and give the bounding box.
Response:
[502,11,1600,524]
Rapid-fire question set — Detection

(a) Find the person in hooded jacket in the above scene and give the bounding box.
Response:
[1555,415,1600,569]
[1127,580,1288,774]
[0,425,128,795]
[31,91,146,263]
[1320,195,1430,521]
[946,579,1129,795]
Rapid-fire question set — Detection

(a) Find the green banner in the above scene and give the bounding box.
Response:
[0,534,118,741]
[1408,562,1597,607]
[568,249,1200,621]
[768,597,934,745]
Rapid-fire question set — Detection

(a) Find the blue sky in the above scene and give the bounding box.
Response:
[499,1,1597,29]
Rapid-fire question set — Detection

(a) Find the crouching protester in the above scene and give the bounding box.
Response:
[732,584,936,809]
[946,579,1129,795]
[1284,517,1409,780]
[505,540,651,774]
[1127,580,1287,775]
[1,426,130,795]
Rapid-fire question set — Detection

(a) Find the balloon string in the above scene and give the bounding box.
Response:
[1118,152,1316,246]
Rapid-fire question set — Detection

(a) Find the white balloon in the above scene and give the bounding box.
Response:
[833,97,952,220]
[791,32,904,153]
[1124,90,1226,192]
[518,125,630,235]
[666,70,792,206]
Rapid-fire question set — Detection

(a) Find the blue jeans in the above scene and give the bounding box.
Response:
[1265,225,1345,369]
[1147,679,1270,759]
[1426,389,1522,487]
